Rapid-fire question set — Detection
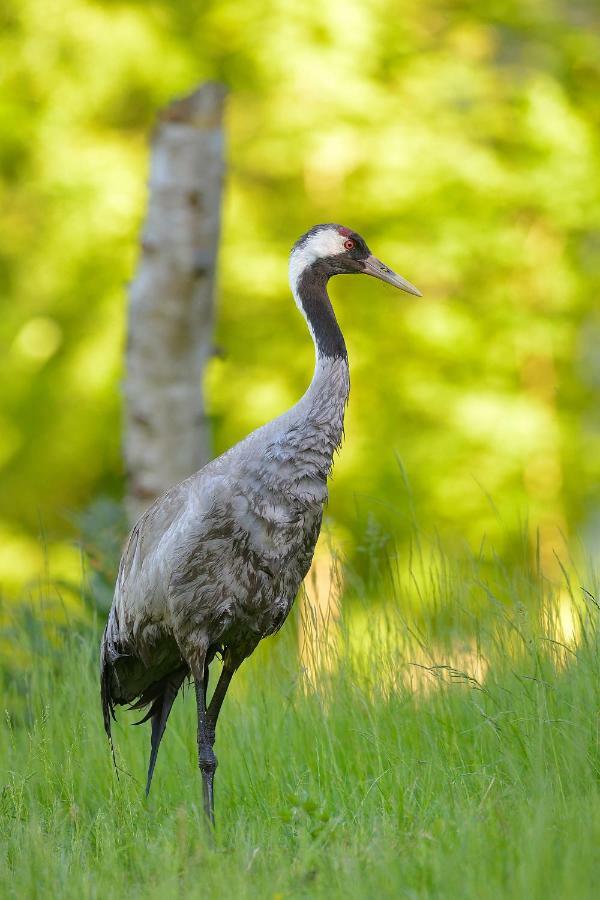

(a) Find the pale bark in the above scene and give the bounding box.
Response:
[124,83,227,524]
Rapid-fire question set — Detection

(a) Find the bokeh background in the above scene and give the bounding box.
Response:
[2,0,599,601]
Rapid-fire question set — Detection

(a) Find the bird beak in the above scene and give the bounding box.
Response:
[363,254,422,297]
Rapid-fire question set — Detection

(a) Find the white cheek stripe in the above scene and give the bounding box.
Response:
[289,229,345,295]
[288,228,345,308]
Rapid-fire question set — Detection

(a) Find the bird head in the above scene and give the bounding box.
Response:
[289,224,421,297]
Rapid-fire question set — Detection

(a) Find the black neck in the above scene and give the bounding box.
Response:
[296,264,347,360]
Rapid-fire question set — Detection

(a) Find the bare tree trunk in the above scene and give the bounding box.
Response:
[124,82,227,525]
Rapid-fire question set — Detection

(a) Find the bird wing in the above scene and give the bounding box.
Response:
[116,481,190,595]
[100,480,194,739]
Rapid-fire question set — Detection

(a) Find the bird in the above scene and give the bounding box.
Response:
[101,223,421,824]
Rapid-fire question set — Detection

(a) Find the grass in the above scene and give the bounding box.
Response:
[2,543,600,899]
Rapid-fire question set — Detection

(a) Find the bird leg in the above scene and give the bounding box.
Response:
[194,673,218,826]
[206,656,236,734]
[193,652,240,826]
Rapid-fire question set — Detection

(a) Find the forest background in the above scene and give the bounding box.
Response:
[1,0,600,605]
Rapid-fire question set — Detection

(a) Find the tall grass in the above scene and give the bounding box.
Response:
[1,543,600,899]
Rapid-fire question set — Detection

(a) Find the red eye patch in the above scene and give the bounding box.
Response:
[343,239,355,250]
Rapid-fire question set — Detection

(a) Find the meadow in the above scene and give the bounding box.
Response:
[2,540,600,899]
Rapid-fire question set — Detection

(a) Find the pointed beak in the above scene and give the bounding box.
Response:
[363,254,422,297]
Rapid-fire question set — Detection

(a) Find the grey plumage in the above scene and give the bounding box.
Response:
[100,223,420,823]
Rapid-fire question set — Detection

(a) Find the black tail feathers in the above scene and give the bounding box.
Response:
[141,669,187,796]
[100,623,188,795]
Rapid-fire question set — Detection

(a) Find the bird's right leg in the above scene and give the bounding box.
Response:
[192,660,218,826]
[206,653,237,736]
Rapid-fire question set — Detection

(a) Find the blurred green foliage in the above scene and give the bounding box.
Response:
[1,0,599,592]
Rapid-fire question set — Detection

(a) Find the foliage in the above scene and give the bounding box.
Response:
[1,0,600,592]
[1,548,600,898]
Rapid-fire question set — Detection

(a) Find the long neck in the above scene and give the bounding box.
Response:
[295,266,347,361]
[285,264,351,473]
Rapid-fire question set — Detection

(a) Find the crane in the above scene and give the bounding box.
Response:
[101,223,421,824]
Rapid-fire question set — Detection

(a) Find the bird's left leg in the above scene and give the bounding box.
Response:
[192,659,218,826]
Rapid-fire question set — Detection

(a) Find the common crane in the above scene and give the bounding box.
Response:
[101,224,421,824]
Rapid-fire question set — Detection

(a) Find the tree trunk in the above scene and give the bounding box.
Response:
[124,82,227,525]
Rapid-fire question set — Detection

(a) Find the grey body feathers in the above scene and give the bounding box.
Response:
[100,356,350,762]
